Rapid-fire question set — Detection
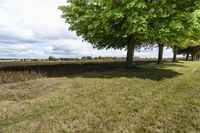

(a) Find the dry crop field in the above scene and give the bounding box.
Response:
[0,60,160,84]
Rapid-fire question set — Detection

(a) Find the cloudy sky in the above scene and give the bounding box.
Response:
[0,0,173,59]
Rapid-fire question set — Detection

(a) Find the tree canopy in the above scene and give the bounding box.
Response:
[60,0,200,67]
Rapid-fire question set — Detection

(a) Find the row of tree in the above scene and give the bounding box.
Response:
[177,45,200,61]
[60,0,200,68]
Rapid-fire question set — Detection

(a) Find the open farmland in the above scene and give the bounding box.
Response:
[0,61,200,132]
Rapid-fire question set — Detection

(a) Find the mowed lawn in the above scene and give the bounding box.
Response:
[0,61,200,133]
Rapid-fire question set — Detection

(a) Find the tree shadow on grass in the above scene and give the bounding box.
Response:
[71,65,182,81]
[0,62,183,82]
[157,62,187,68]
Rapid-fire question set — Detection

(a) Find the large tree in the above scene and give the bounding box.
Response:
[148,1,200,64]
[59,0,165,68]
[171,9,200,62]
[60,0,200,67]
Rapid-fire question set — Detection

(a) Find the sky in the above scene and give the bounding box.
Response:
[0,0,174,59]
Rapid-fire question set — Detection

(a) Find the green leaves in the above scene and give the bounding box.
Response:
[60,0,200,50]
[126,1,136,9]
[169,21,184,31]
[135,2,147,9]
[125,14,148,34]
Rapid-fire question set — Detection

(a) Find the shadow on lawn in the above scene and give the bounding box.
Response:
[72,65,182,81]
[157,62,187,68]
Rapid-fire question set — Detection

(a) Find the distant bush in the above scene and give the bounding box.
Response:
[81,56,93,60]
[93,56,125,61]
[60,58,79,61]
[31,59,40,62]
[48,56,60,61]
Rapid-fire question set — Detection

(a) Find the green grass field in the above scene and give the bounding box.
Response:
[0,61,200,132]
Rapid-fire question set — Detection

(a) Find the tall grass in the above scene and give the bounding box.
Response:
[0,71,44,84]
[0,60,171,84]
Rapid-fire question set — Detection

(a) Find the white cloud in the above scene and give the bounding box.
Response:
[0,0,173,59]
[0,0,72,40]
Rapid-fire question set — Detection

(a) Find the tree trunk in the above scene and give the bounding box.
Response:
[157,44,164,64]
[186,50,189,61]
[125,35,135,68]
[172,46,177,62]
[197,55,200,60]
[191,54,194,61]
